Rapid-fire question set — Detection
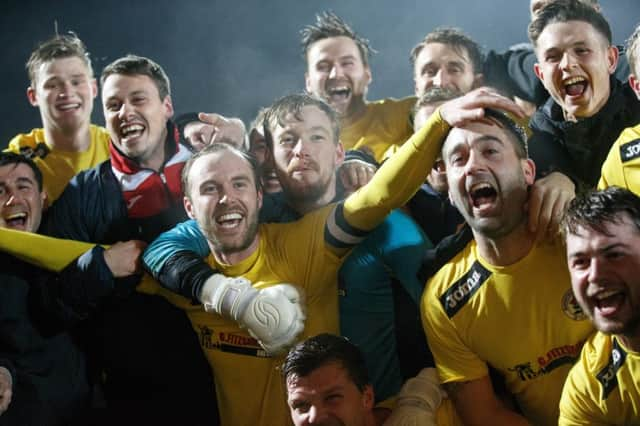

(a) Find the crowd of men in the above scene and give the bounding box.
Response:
[1,0,640,425]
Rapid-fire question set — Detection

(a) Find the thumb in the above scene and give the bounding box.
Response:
[198,112,223,126]
[275,284,302,303]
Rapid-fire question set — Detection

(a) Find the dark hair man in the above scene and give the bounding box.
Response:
[301,12,415,163]
[422,109,593,425]
[283,334,377,426]
[561,187,640,424]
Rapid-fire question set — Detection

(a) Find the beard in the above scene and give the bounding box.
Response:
[199,209,260,256]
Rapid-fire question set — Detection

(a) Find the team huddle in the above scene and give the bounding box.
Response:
[1,0,640,425]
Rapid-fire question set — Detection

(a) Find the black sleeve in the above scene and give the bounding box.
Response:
[27,246,117,334]
[418,224,473,284]
[484,47,549,106]
[343,149,380,167]
[154,250,217,303]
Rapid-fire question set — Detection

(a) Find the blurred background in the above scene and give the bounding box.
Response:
[1,0,638,147]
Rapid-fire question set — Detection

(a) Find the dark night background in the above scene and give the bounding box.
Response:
[1,0,638,147]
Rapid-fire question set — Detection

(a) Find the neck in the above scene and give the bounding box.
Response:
[139,128,169,172]
[340,98,368,128]
[474,222,535,267]
[287,182,337,215]
[44,121,91,152]
[210,234,260,266]
[619,333,640,353]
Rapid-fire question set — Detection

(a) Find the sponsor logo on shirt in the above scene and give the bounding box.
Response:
[440,261,491,318]
[197,325,270,358]
[620,138,640,163]
[596,338,627,400]
[508,341,584,381]
[19,142,50,159]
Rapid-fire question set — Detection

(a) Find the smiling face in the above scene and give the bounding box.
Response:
[249,127,282,194]
[413,42,478,97]
[27,56,97,134]
[287,361,374,426]
[305,36,372,120]
[183,149,262,264]
[566,215,640,339]
[102,73,173,170]
[533,20,617,120]
[0,162,46,233]
[442,120,535,239]
[270,105,344,207]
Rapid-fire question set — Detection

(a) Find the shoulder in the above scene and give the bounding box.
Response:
[6,128,46,153]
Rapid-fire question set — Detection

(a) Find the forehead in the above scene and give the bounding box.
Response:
[101,73,160,99]
[0,162,38,183]
[286,362,351,395]
[36,56,91,80]
[307,35,364,64]
[416,42,472,67]
[273,105,333,134]
[566,215,640,250]
[190,150,254,183]
[442,122,515,155]
[536,20,606,50]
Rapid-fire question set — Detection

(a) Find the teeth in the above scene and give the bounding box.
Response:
[217,213,242,222]
[58,103,79,110]
[122,124,144,136]
[594,289,621,300]
[470,182,493,192]
[6,212,26,220]
[564,76,586,85]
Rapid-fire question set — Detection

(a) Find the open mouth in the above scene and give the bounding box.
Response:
[563,76,588,98]
[216,212,243,229]
[469,182,497,209]
[592,289,625,317]
[121,123,145,140]
[4,212,27,229]
[326,86,351,103]
[56,102,81,112]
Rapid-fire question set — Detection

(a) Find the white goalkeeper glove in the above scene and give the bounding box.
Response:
[200,274,305,355]
[384,368,445,426]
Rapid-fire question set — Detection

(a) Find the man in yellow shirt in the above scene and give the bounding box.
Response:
[5,34,110,203]
[301,12,414,162]
[560,187,640,424]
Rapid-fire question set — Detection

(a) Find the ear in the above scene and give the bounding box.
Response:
[183,196,196,220]
[606,45,619,75]
[90,78,98,99]
[473,73,484,88]
[629,74,640,100]
[533,63,544,82]
[364,65,372,87]
[40,189,48,211]
[27,86,38,106]
[334,141,345,167]
[305,71,312,93]
[257,187,263,211]
[522,158,536,185]
[163,95,174,119]
[362,385,374,410]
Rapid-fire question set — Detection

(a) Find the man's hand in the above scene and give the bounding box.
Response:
[339,159,377,195]
[197,113,247,149]
[200,275,305,355]
[438,87,526,128]
[0,367,12,415]
[526,172,576,242]
[103,240,147,278]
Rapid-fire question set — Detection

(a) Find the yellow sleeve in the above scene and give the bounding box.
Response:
[0,227,98,272]
[421,276,489,385]
[342,108,449,231]
[598,139,624,190]
[559,342,609,426]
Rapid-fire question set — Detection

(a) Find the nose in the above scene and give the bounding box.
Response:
[3,193,17,206]
[329,64,343,79]
[433,69,447,87]
[587,256,606,284]
[291,138,309,158]
[117,101,133,120]
[559,52,576,70]
[306,405,327,424]
[463,150,483,176]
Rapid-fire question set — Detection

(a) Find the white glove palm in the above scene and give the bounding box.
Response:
[200,274,306,355]
[384,368,445,426]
